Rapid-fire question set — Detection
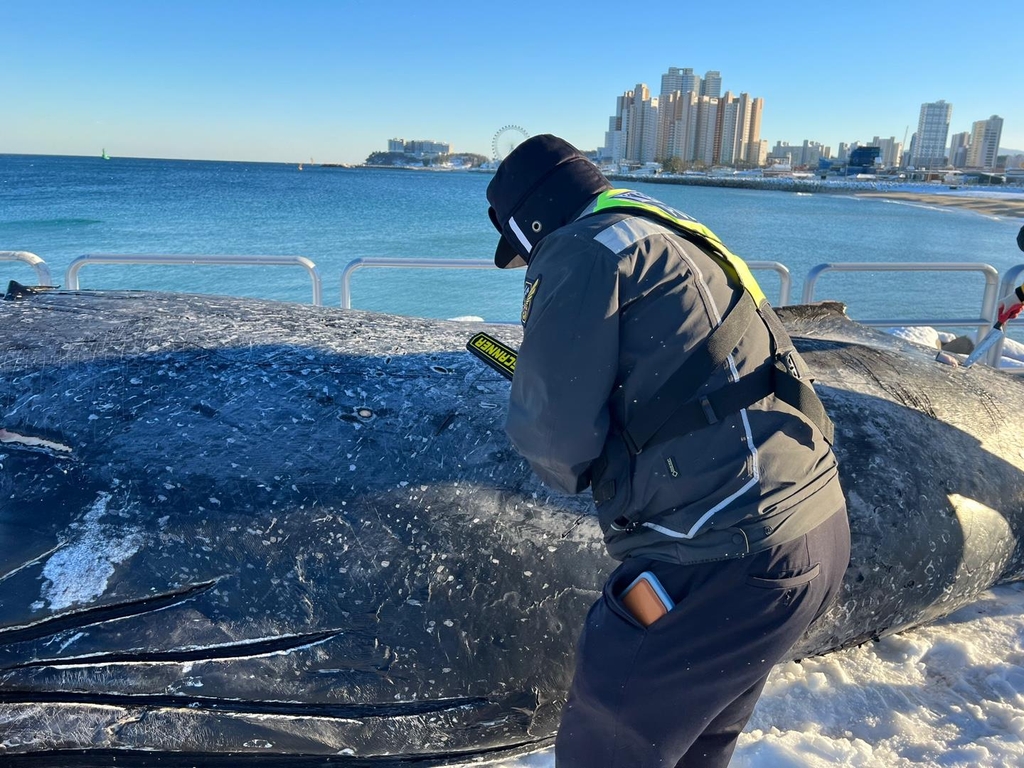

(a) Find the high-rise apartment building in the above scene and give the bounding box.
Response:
[718,93,742,165]
[660,67,701,97]
[966,115,1003,170]
[602,92,630,163]
[661,89,699,163]
[769,142,796,165]
[657,68,701,160]
[615,84,659,164]
[871,136,902,168]
[609,68,764,168]
[701,71,722,99]
[741,95,764,166]
[602,105,626,164]
[911,100,952,169]
[716,91,763,166]
[694,96,720,166]
[948,132,971,169]
[748,140,768,166]
[807,140,831,163]
[769,140,828,167]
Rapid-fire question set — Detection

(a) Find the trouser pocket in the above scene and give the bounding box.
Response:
[556,563,648,767]
[745,562,820,589]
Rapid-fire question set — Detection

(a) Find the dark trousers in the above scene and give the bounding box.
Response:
[555,506,850,768]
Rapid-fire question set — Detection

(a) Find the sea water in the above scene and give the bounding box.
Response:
[2,154,1022,334]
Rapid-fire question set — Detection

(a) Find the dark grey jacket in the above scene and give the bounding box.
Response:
[506,207,844,565]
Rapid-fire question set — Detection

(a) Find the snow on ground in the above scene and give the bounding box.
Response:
[887,326,948,349]
[1001,337,1024,364]
[453,582,1024,768]
[886,327,1024,371]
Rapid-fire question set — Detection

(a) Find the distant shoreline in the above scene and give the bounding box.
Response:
[604,174,1024,219]
[350,164,1024,219]
[852,191,1024,219]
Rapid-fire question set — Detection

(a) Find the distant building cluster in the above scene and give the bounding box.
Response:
[767,100,1008,175]
[368,139,489,169]
[866,102,1004,173]
[381,85,1015,182]
[592,68,1013,179]
[387,138,450,158]
[598,68,767,170]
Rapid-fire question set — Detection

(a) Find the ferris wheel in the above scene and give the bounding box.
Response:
[492,125,530,161]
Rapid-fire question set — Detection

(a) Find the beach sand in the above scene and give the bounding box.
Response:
[857,191,1024,218]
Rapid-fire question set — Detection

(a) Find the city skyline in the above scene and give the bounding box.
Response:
[595,67,1016,172]
[599,69,769,168]
[3,1,1022,165]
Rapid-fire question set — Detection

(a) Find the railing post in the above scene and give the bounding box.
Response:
[64,254,322,305]
[748,261,791,306]
[801,261,1004,366]
[0,251,53,286]
[340,258,495,309]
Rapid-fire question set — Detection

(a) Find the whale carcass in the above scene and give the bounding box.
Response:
[1,289,1022,764]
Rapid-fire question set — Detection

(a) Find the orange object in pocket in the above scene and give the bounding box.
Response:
[621,571,674,627]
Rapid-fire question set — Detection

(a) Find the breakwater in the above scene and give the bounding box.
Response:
[605,173,1024,219]
[607,173,1019,196]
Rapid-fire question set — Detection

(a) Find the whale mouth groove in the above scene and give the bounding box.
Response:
[0,690,495,719]
[4,629,343,669]
[0,741,553,768]
[0,692,553,766]
[0,581,220,647]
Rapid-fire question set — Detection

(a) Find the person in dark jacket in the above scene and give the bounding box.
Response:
[485,134,851,768]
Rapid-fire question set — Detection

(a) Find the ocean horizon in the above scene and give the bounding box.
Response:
[6,153,1024,768]
[2,153,1023,333]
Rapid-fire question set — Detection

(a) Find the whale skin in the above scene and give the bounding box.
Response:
[1,290,1022,764]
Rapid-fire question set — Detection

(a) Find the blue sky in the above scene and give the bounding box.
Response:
[3,0,1022,164]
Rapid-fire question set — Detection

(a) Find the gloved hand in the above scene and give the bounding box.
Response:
[998,300,1024,326]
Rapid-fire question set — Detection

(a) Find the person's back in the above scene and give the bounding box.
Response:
[485,134,850,767]
[508,203,843,565]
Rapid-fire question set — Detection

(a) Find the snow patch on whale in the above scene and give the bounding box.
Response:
[34,492,143,611]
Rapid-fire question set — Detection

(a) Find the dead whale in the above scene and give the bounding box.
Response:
[0,289,1022,764]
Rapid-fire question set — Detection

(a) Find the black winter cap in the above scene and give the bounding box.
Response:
[486,134,612,269]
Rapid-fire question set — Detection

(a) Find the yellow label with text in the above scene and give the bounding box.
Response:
[467,332,517,379]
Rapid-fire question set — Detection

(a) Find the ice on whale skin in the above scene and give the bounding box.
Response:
[0,290,1022,763]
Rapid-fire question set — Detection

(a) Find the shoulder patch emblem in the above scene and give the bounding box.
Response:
[521,277,540,325]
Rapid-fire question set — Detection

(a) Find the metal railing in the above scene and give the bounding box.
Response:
[64,253,323,306]
[341,258,495,310]
[754,262,792,306]
[6,251,1020,371]
[340,257,793,310]
[0,251,53,286]
[802,262,1000,342]
[800,261,1024,372]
